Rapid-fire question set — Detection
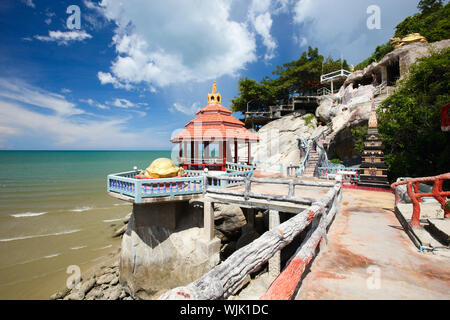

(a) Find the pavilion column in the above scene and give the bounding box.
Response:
[178,142,182,161]
[190,141,195,164]
[222,140,227,170]
[183,141,187,163]
[204,141,210,165]
[247,140,251,165]
[234,139,238,164]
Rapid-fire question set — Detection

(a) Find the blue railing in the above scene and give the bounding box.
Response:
[317,167,360,182]
[254,161,284,174]
[108,164,255,203]
[287,138,310,177]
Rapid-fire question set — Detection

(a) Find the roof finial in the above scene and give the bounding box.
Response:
[208,81,221,105]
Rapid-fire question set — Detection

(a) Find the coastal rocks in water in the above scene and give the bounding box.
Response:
[97,273,116,285]
[120,208,220,300]
[51,262,133,300]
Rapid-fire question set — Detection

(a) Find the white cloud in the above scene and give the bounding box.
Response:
[0,78,84,116]
[96,0,257,88]
[80,98,109,110]
[22,0,35,8]
[248,0,277,60]
[169,102,200,115]
[0,100,140,148]
[34,30,92,45]
[0,79,160,149]
[61,88,72,94]
[111,98,137,109]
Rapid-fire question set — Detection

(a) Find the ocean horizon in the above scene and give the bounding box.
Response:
[0,150,171,299]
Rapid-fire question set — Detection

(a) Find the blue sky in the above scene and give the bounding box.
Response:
[0,0,420,150]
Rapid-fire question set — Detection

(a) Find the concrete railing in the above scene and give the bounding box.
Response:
[391,173,450,228]
[159,178,342,300]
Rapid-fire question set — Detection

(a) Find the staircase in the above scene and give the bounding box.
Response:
[303,143,319,177]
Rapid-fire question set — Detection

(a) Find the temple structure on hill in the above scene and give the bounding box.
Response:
[357,99,390,189]
[171,81,260,171]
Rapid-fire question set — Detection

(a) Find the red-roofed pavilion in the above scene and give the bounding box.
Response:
[171,81,260,171]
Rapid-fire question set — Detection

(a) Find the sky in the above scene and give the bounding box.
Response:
[0,0,420,150]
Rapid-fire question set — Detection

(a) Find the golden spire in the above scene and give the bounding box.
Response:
[208,80,221,104]
[368,96,378,128]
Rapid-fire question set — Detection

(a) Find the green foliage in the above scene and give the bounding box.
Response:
[330,158,343,165]
[351,124,368,154]
[355,42,395,70]
[230,46,349,113]
[303,113,316,127]
[394,0,449,42]
[377,48,450,180]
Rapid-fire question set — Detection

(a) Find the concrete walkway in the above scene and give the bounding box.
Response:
[295,188,450,300]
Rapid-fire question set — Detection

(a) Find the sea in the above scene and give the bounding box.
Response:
[0,150,171,299]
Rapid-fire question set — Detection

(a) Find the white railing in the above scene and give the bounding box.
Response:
[320,69,352,83]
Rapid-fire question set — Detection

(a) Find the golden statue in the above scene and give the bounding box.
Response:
[212,81,217,94]
[390,33,427,49]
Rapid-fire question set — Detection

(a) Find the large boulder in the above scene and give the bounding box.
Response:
[244,113,328,168]
[214,203,246,240]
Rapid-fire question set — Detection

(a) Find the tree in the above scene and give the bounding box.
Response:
[418,0,443,13]
[377,48,450,180]
[230,47,348,113]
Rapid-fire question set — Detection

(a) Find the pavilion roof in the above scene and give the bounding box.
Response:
[171,103,260,142]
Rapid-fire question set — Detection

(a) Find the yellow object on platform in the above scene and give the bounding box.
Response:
[143,158,184,178]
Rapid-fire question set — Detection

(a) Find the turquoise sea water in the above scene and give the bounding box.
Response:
[0,150,171,299]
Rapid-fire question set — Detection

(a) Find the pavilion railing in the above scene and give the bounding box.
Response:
[108,163,256,203]
[107,170,205,203]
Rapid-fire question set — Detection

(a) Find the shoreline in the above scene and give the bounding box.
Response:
[50,214,133,300]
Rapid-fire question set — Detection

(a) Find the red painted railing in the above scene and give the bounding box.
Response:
[391,173,450,228]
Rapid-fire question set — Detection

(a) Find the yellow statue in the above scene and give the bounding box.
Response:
[137,158,185,178]
[390,33,427,49]
[212,81,217,94]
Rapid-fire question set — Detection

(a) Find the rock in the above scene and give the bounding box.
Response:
[110,276,119,286]
[120,211,219,299]
[119,290,127,300]
[241,113,327,169]
[220,241,237,261]
[97,273,116,285]
[64,290,84,300]
[113,225,127,238]
[50,286,70,300]
[79,278,96,296]
[123,212,132,224]
[107,286,122,300]
[85,286,104,300]
[236,225,260,250]
[214,203,246,239]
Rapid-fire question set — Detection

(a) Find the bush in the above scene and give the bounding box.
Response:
[377,48,450,181]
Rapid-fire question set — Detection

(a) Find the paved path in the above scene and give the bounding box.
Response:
[295,188,450,300]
